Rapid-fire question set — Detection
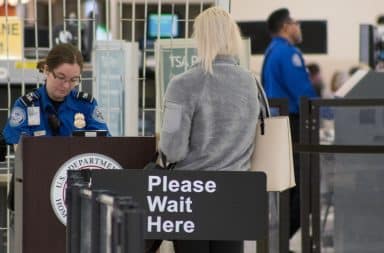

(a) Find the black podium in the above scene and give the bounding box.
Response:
[14,136,155,253]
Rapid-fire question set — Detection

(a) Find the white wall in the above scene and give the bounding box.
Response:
[231,0,384,87]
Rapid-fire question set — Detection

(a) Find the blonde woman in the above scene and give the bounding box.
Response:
[159,7,259,253]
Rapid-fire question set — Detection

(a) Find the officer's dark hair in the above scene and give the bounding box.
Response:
[267,8,290,35]
[37,43,83,73]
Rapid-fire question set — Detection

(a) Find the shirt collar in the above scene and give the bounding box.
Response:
[213,55,239,65]
[272,36,292,46]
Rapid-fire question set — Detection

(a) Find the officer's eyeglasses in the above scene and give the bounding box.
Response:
[51,71,81,86]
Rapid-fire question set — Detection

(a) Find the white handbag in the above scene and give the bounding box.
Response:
[250,78,295,192]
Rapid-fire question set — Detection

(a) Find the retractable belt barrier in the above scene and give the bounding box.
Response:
[66,170,145,253]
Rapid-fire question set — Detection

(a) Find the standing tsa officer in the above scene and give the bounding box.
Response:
[2,43,109,147]
[261,8,317,247]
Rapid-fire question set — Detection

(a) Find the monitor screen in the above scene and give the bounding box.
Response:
[359,24,378,68]
[237,21,270,54]
[237,20,328,54]
[148,13,179,38]
[299,21,328,54]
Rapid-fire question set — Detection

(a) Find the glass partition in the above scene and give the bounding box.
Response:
[302,99,384,253]
[319,153,384,253]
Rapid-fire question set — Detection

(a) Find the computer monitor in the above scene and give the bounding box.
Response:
[359,24,379,68]
[237,20,328,54]
[147,13,179,38]
[237,21,270,54]
[299,21,328,54]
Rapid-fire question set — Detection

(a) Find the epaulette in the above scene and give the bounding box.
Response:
[20,90,40,107]
[76,91,94,103]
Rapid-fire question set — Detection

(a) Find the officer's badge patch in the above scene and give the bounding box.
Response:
[292,53,302,67]
[92,107,106,123]
[74,113,86,128]
[9,107,26,127]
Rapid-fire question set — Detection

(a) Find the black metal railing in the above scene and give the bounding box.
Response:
[299,97,384,253]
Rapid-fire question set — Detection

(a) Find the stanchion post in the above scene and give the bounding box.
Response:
[90,189,110,253]
[66,182,88,253]
[66,170,90,253]
[111,197,134,252]
[119,200,144,253]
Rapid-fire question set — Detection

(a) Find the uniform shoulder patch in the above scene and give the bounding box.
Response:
[92,106,106,124]
[292,53,302,67]
[76,91,94,103]
[20,90,40,107]
[9,107,26,127]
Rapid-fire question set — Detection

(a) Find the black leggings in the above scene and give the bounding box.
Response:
[173,240,243,253]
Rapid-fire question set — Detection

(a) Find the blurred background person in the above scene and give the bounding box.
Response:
[330,70,348,96]
[307,62,325,97]
[159,6,260,253]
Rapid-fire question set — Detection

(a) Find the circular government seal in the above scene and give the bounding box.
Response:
[50,153,123,225]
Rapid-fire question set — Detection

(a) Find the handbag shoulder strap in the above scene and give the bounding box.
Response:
[254,75,271,136]
[254,75,271,118]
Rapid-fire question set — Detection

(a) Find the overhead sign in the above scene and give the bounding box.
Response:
[0,16,23,59]
[91,169,267,240]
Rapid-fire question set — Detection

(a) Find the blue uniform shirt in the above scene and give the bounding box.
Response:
[2,85,110,144]
[262,37,317,114]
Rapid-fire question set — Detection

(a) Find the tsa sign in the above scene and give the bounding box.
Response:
[0,17,23,59]
[161,47,198,91]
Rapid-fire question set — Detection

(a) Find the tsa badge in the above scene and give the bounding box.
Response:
[74,113,86,128]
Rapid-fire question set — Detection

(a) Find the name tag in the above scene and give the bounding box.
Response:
[27,106,40,126]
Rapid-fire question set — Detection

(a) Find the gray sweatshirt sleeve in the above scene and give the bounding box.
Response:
[159,76,196,163]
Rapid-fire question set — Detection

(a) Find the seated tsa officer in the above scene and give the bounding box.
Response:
[2,43,109,147]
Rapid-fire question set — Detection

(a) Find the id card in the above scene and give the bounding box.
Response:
[27,106,41,126]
